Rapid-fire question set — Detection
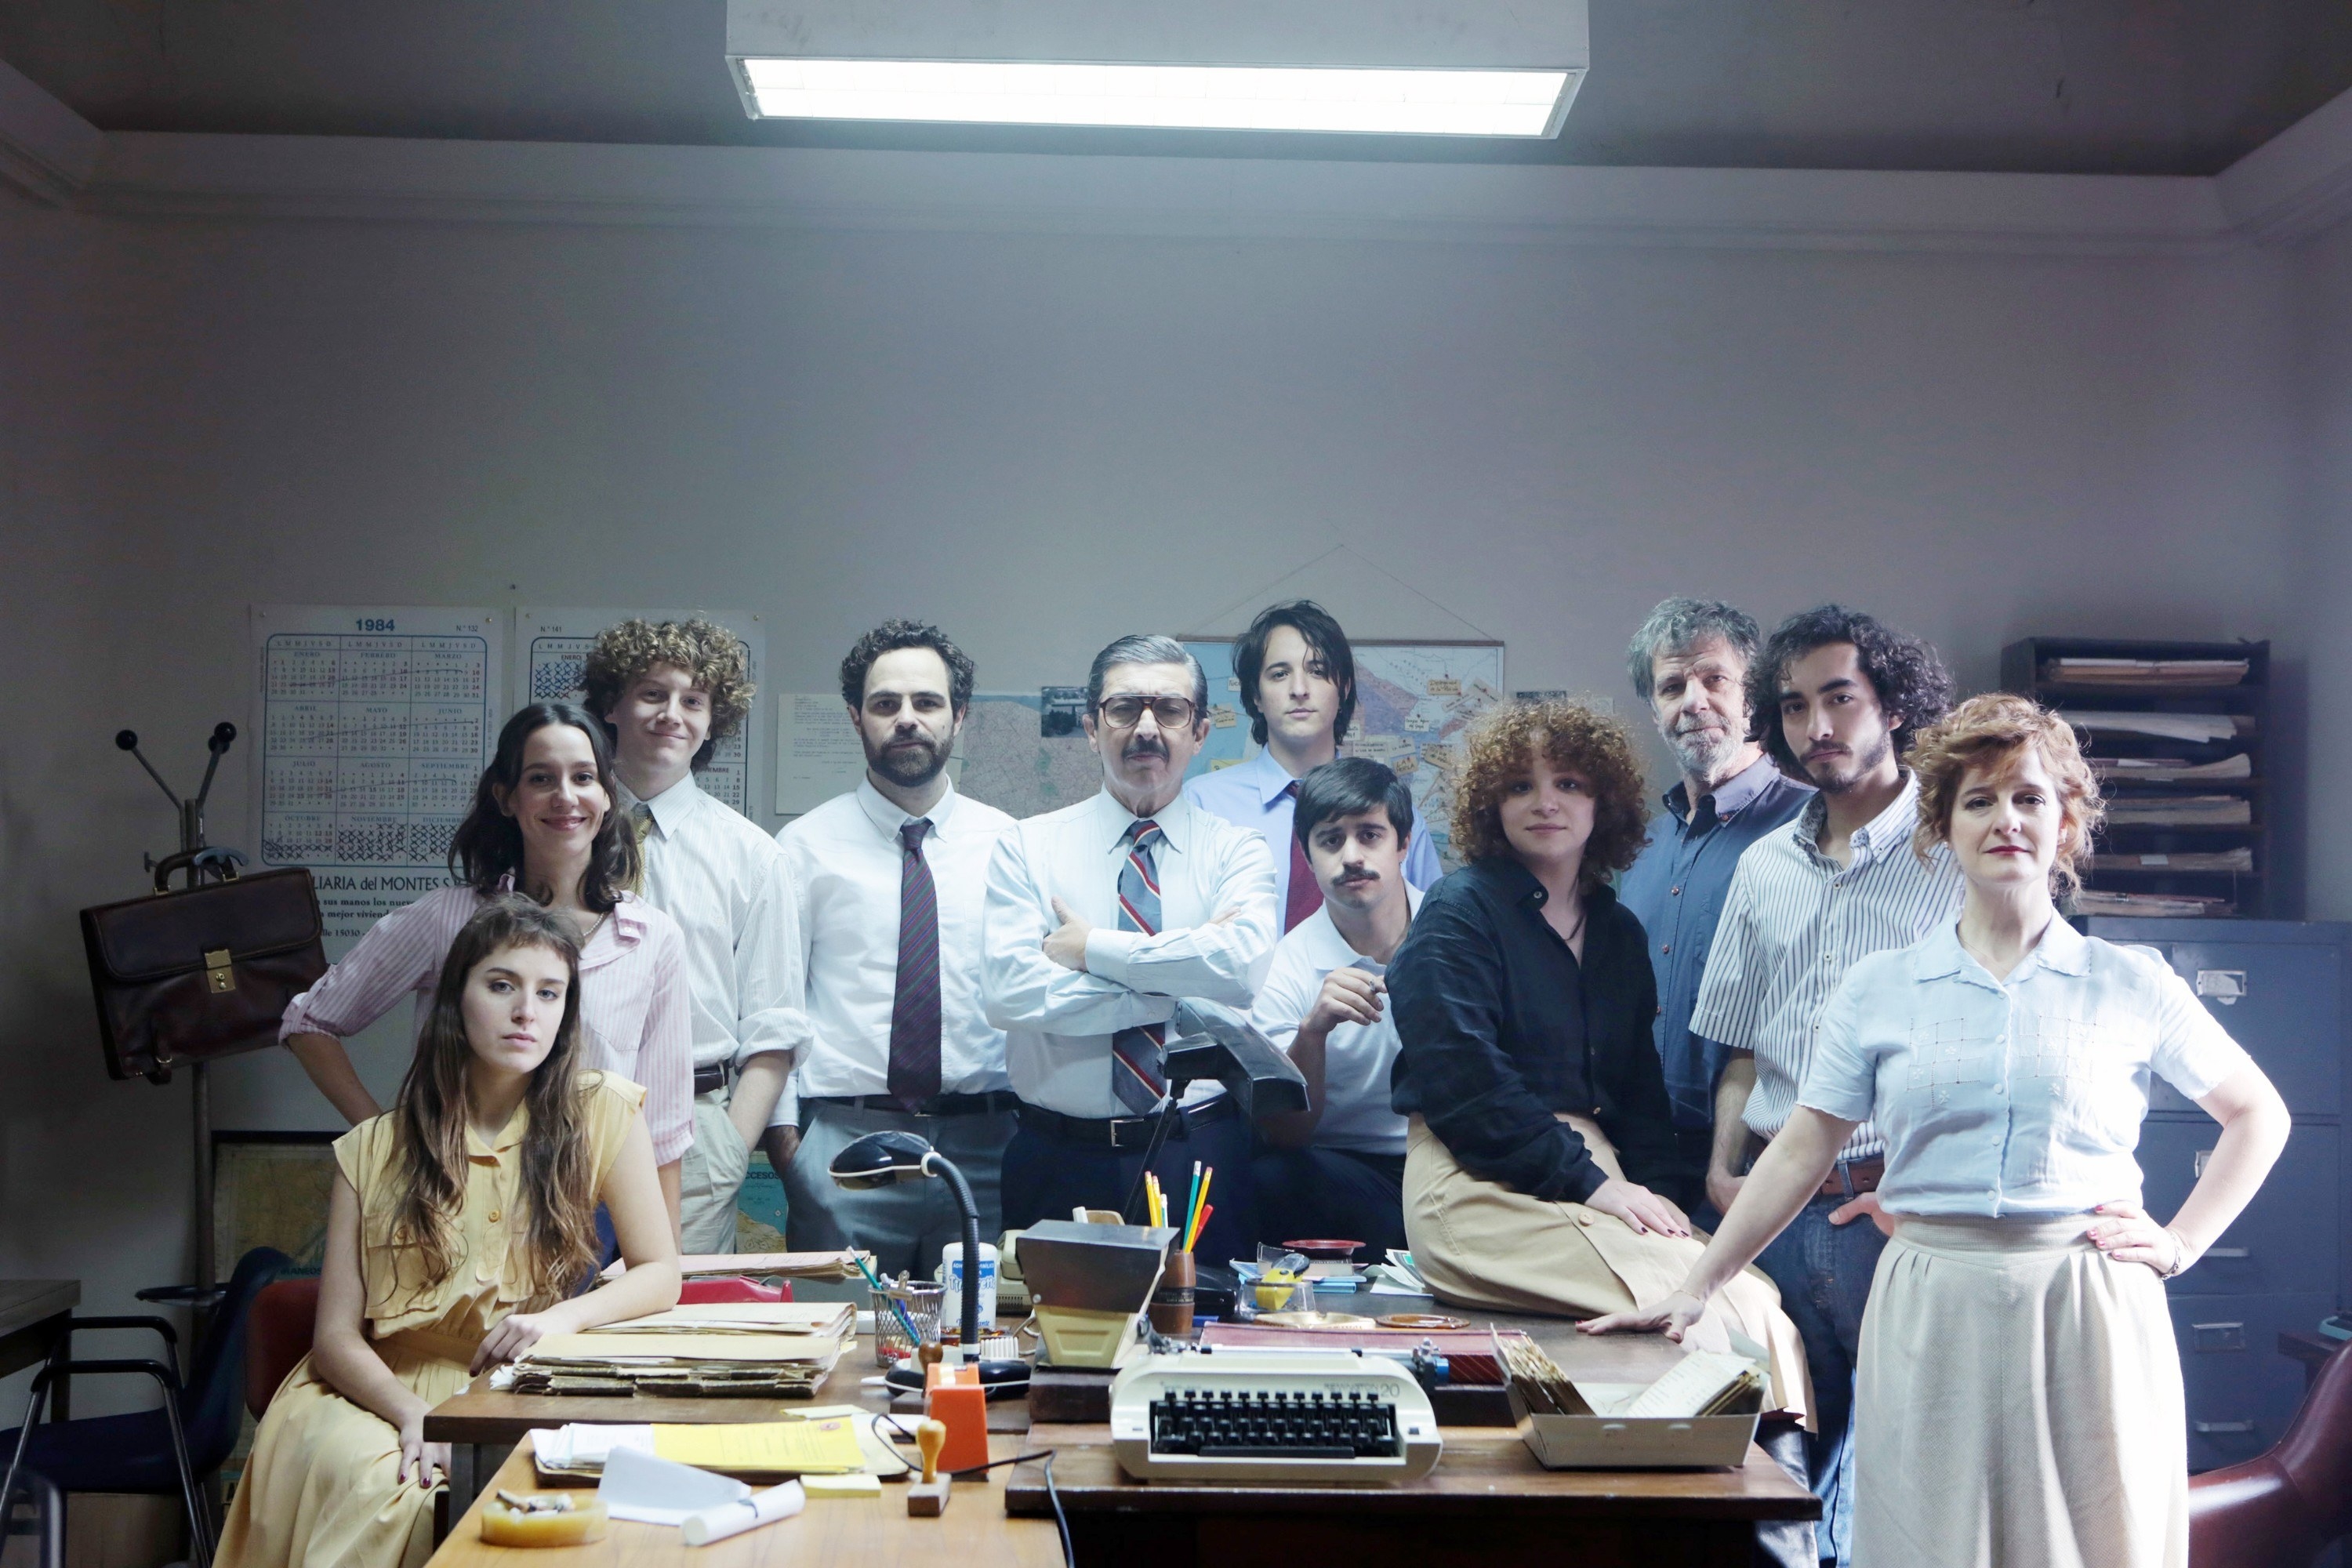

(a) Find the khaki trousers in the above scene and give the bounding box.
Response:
[678,1087,753,1255]
[1402,1117,1814,1428]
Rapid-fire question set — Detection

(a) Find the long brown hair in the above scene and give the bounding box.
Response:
[448,702,639,913]
[388,897,603,1303]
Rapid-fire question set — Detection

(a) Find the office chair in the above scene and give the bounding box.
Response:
[0,1247,290,1568]
[2189,1335,2352,1568]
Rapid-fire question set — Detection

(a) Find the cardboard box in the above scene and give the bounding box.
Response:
[1510,1334,1767,1470]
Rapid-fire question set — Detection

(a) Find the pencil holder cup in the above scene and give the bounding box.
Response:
[1149,1249,1196,1338]
[873,1281,945,1367]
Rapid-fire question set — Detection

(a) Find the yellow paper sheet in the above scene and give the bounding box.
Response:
[652,1418,866,1475]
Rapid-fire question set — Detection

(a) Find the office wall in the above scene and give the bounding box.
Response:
[0,173,2308,1404]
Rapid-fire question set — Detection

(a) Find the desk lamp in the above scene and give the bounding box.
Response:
[828,1131,1026,1393]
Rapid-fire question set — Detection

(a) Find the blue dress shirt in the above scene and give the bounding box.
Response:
[1615,753,1813,1129]
[1185,746,1443,916]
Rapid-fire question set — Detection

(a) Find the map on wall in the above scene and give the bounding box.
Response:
[516,608,765,818]
[249,605,505,956]
[1184,639,1504,868]
[949,689,1102,820]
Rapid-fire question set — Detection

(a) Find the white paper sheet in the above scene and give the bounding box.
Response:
[597,1446,748,1526]
[773,693,867,815]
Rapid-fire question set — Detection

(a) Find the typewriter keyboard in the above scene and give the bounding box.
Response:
[1149,1388,1403,1460]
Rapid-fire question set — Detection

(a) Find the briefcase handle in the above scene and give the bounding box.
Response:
[151,847,245,895]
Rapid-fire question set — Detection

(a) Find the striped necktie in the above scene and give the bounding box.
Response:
[1109,818,1167,1113]
[625,800,654,893]
[887,818,942,1108]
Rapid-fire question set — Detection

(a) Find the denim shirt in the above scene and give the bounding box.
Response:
[1799,920,2253,1216]
[1616,754,1813,1129]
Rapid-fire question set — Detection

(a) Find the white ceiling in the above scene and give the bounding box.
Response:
[1,0,2347,176]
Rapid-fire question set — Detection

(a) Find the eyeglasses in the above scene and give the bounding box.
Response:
[1097,695,1198,730]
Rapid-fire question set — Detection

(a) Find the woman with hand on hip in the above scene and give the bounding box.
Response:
[1584,693,2289,1568]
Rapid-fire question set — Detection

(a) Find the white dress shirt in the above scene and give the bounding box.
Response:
[1184,747,1444,916]
[622,772,811,1073]
[1689,771,1965,1162]
[776,777,1016,1109]
[982,789,1278,1118]
[1249,887,1421,1157]
[1799,919,2253,1217]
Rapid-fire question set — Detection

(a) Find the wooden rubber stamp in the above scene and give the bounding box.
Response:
[907,1417,952,1516]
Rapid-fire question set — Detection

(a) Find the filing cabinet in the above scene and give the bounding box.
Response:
[2089,917,2350,1479]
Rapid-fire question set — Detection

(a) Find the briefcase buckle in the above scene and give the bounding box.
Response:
[204,948,236,994]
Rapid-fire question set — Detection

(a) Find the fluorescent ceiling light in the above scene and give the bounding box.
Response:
[726,2,1588,138]
[739,60,1570,137]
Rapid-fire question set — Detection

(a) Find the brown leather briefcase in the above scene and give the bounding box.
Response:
[81,866,328,1083]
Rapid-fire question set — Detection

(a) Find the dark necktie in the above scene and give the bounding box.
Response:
[887,818,942,1109]
[1109,819,1167,1113]
[1281,782,1323,932]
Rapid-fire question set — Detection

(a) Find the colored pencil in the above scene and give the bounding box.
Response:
[853,1254,924,1348]
[1192,1167,1214,1245]
[1188,1204,1214,1254]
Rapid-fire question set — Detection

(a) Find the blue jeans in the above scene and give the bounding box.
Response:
[1751,1192,1886,1568]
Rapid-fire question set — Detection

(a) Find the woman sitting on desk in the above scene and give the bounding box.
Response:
[1387,700,1809,1417]
[1585,695,2289,1568]
[216,898,681,1568]
[281,702,694,1236]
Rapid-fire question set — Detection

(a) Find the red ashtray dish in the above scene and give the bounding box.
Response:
[1282,1238,1364,1262]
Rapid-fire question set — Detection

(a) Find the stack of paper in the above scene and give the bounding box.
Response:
[2092,848,2255,873]
[2105,795,2253,827]
[602,1250,871,1283]
[2092,754,2253,782]
[2074,891,2234,918]
[532,1411,905,1483]
[2062,711,2247,744]
[2042,657,2250,688]
[509,1303,853,1399]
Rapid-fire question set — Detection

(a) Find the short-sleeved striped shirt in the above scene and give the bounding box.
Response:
[1688,770,1965,1162]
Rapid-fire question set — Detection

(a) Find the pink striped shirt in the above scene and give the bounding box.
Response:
[279,884,694,1164]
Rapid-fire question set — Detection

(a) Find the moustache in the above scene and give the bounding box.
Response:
[1123,736,1170,761]
[1336,870,1381,887]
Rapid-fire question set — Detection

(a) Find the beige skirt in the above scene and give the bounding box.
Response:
[1401,1117,1814,1428]
[1855,1215,2187,1568]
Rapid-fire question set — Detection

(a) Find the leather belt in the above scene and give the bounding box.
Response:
[1817,1157,1885,1202]
[693,1064,729,1097]
[1016,1095,1236,1150]
[804,1091,1022,1119]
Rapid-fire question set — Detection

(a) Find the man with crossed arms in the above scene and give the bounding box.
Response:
[982,633,1277,1265]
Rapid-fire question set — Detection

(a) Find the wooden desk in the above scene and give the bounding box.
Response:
[1006,1428,1814,1566]
[0,1280,78,1421]
[432,1443,1062,1568]
[421,1300,1816,1566]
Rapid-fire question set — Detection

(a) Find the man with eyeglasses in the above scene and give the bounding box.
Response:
[982,634,1279,1262]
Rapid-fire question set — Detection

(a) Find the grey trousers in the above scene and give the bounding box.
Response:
[781,1100,1015,1281]
[678,1087,753,1255]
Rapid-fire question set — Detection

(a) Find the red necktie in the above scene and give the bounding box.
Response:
[1281,782,1323,932]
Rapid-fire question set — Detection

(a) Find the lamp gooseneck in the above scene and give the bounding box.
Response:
[924,1151,985,1355]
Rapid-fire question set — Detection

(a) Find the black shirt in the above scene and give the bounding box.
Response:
[1388,858,1677,1204]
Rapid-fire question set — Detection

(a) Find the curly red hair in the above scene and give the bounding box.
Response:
[1450,700,1650,888]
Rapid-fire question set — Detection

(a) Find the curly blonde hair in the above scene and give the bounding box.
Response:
[579,617,755,770]
[1450,700,1650,887]
[1910,693,2104,897]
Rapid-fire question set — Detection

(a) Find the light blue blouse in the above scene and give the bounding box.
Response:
[1798,918,2252,1218]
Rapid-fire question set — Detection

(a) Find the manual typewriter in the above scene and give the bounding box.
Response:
[1109,1348,1442,1482]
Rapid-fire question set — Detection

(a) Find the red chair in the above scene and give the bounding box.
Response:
[244,1279,319,1421]
[678,1276,791,1305]
[2189,1337,2352,1568]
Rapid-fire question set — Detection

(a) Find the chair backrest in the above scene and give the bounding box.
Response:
[244,1279,321,1421]
[180,1248,290,1471]
[2189,1337,2352,1568]
[678,1276,790,1304]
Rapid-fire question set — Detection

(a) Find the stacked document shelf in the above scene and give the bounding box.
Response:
[2001,637,2272,919]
